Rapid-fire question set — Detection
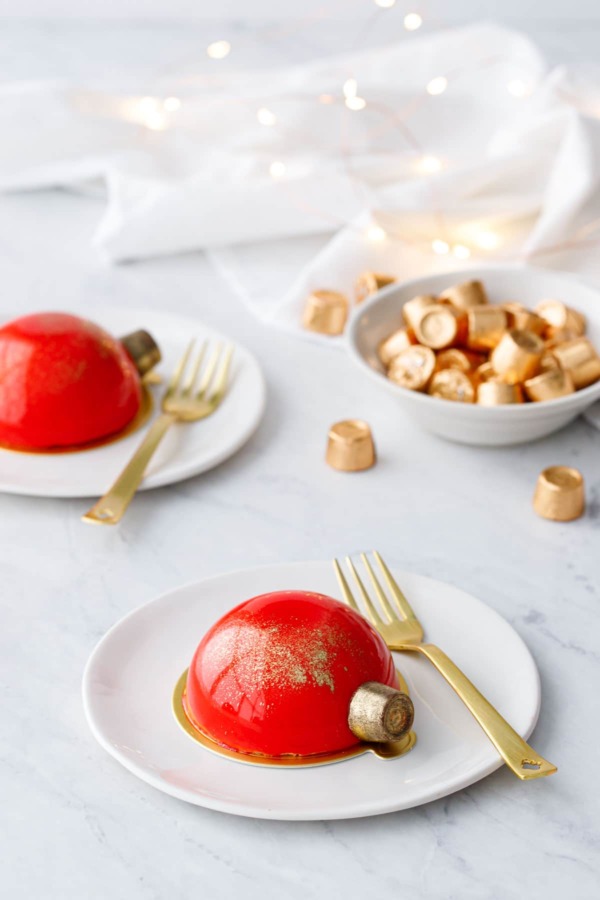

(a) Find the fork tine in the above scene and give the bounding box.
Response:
[360,553,396,622]
[165,339,195,398]
[208,344,234,405]
[196,342,222,399]
[373,550,419,622]
[182,341,207,396]
[333,559,359,613]
[345,556,385,628]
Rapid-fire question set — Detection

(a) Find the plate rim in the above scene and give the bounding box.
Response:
[82,560,543,820]
[0,306,266,498]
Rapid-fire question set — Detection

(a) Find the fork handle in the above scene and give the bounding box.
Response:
[82,413,176,525]
[410,643,557,780]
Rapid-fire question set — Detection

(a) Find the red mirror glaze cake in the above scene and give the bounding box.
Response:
[0,312,142,450]
[184,590,399,758]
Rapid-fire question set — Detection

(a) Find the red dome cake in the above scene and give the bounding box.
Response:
[184,590,410,759]
[0,312,143,450]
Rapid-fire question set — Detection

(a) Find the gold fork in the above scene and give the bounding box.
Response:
[334,551,557,780]
[82,340,233,525]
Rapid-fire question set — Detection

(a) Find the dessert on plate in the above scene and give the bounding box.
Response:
[177,589,415,764]
[0,312,160,451]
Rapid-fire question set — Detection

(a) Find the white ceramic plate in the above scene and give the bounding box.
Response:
[83,561,542,820]
[0,308,265,497]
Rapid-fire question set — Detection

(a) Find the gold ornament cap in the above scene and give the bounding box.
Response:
[533,466,585,522]
[355,272,395,305]
[120,330,162,376]
[326,419,376,472]
[477,380,523,406]
[490,329,544,384]
[388,345,436,391]
[466,306,507,351]
[428,369,474,403]
[524,368,575,402]
[439,280,488,310]
[348,682,414,743]
[303,290,348,336]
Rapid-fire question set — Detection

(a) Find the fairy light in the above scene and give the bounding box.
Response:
[345,96,367,111]
[475,231,500,250]
[257,107,278,126]
[507,79,531,98]
[207,40,231,60]
[417,154,443,174]
[367,225,386,242]
[319,93,335,105]
[163,97,181,112]
[404,13,423,30]
[432,239,450,255]
[453,244,471,260]
[137,97,168,131]
[374,0,396,7]
[269,161,286,178]
[427,76,448,96]
[343,78,358,99]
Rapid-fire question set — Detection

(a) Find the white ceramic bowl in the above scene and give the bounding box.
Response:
[347,265,600,446]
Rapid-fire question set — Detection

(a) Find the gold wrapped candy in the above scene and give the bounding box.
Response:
[373,279,600,405]
[533,466,585,522]
[355,272,396,305]
[326,420,376,471]
[303,290,348,335]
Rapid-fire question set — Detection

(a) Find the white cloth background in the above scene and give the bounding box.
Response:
[2,22,600,352]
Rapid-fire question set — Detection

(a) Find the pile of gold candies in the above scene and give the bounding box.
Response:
[377,279,600,404]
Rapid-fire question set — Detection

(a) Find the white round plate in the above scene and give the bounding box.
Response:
[0,308,265,497]
[83,561,542,820]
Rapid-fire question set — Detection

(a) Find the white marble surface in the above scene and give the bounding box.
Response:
[1,18,599,900]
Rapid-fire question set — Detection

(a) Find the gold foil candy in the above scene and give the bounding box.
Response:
[414,306,466,349]
[535,300,586,336]
[490,329,544,384]
[477,380,523,405]
[524,368,575,402]
[348,682,414,743]
[551,338,600,389]
[435,349,474,373]
[502,303,547,336]
[326,419,376,472]
[533,466,585,522]
[402,295,438,330]
[428,368,475,403]
[466,306,507,351]
[388,345,436,391]
[439,279,489,310]
[303,290,348,336]
[355,272,396,305]
[474,361,497,383]
[378,328,415,367]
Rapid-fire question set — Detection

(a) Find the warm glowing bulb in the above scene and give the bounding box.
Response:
[137,97,167,131]
[476,231,500,250]
[343,78,358,99]
[207,40,231,60]
[375,0,396,7]
[432,239,450,255]
[453,244,471,260]
[139,97,157,115]
[404,12,423,30]
[257,107,277,126]
[269,161,286,179]
[367,225,386,242]
[163,97,181,112]
[319,93,335,105]
[345,96,367,111]
[427,76,448,96]
[418,155,442,174]
[507,79,531,98]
